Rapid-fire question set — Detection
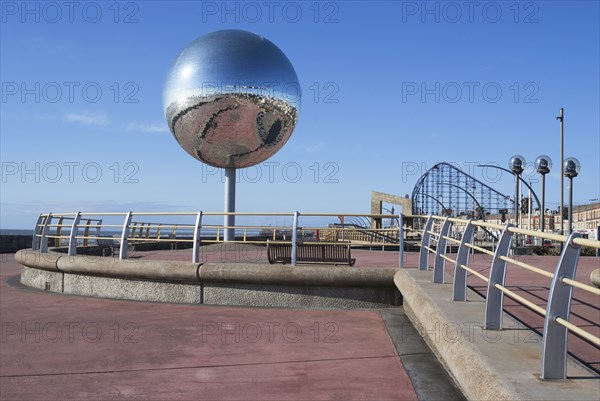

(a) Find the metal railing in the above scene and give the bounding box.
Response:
[410,214,600,380]
[29,210,599,379]
[31,211,405,266]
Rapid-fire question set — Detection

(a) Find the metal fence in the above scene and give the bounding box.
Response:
[28,210,599,379]
[31,211,404,265]
[410,214,599,380]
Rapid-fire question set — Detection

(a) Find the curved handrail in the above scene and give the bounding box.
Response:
[413,214,599,380]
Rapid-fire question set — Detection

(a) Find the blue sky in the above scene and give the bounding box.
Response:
[1,1,599,229]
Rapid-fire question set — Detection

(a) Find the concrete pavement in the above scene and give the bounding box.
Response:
[134,245,600,373]
[4,245,598,400]
[0,253,462,400]
[395,267,599,401]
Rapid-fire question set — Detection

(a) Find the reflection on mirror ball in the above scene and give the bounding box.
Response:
[163,29,300,169]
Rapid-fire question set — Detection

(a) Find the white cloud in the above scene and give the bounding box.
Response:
[64,112,108,126]
[302,141,327,153]
[126,123,169,133]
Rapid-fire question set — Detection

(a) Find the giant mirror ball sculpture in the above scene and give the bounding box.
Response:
[163,29,301,169]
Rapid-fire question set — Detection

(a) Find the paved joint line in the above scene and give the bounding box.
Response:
[0,354,400,379]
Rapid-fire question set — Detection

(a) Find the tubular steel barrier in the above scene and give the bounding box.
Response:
[27,211,597,379]
[407,214,600,380]
[31,211,407,267]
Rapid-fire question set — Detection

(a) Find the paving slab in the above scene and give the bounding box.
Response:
[1,253,427,400]
[395,267,599,401]
[6,246,597,400]
[443,253,600,374]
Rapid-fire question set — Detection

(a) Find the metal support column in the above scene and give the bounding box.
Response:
[31,214,44,251]
[541,174,546,233]
[567,177,574,235]
[419,216,434,270]
[39,212,52,253]
[541,233,581,379]
[433,217,452,283]
[484,224,514,330]
[557,108,564,235]
[119,212,133,260]
[192,211,203,263]
[67,212,82,256]
[514,174,520,227]
[291,211,299,266]
[399,214,404,268]
[224,168,236,241]
[453,220,475,301]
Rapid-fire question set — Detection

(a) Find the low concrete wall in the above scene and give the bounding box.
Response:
[394,269,599,401]
[20,266,202,304]
[204,282,400,308]
[15,249,401,308]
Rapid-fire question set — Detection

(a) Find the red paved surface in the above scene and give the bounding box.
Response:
[422,252,600,374]
[126,244,410,268]
[342,248,597,373]
[2,247,598,400]
[0,254,417,400]
[123,246,600,373]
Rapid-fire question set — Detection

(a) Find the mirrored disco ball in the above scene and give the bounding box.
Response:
[163,29,300,169]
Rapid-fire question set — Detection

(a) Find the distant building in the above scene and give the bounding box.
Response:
[485,202,600,239]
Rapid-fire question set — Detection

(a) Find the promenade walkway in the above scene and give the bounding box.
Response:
[132,245,600,374]
[2,246,598,399]
[0,252,462,400]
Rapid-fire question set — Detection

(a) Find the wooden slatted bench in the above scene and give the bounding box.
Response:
[267,240,356,266]
[97,236,119,257]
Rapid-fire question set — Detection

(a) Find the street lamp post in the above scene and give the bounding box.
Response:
[556,108,564,235]
[528,181,532,231]
[564,157,581,235]
[509,155,526,227]
[535,155,552,233]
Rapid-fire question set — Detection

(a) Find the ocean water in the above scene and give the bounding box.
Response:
[0,229,33,236]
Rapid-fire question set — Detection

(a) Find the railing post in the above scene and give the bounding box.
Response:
[541,233,582,380]
[67,212,82,256]
[131,222,138,239]
[55,217,64,247]
[119,212,132,260]
[453,219,475,301]
[399,214,404,268]
[39,212,52,253]
[192,212,203,264]
[83,219,91,246]
[95,219,102,244]
[419,216,434,270]
[291,211,299,266]
[433,217,453,283]
[31,214,44,251]
[484,224,514,330]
